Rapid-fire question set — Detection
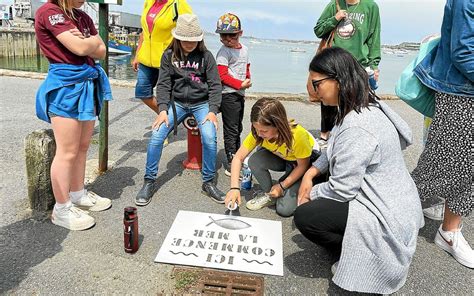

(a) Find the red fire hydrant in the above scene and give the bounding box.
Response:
[182,116,202,170]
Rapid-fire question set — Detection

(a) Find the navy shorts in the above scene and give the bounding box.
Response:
[135,63,159,99]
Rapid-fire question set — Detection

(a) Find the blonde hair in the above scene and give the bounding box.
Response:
[50,0,76,20]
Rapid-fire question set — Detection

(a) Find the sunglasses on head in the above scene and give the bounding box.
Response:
[311,77,334,91]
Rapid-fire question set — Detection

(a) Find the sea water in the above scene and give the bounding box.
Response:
[0,34,417,95]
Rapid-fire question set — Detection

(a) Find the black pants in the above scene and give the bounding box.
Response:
[220,92,245,161]
[320,104,338,134]
[294,198,348,258]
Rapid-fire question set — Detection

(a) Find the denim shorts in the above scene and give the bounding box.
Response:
[135,63,159,99]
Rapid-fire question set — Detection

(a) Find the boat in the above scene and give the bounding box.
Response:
[108,37,132,55]
[290,47,306,53]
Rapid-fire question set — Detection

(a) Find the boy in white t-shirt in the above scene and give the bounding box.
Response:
[215,13,252,175]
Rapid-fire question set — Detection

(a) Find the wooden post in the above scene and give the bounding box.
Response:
[98,3,109,173]
[25,129,56,212]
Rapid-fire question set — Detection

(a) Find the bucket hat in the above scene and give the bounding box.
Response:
[172,14,204,42]
[215,13,242,34]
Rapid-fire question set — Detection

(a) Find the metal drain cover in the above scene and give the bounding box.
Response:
[173,267,264,295]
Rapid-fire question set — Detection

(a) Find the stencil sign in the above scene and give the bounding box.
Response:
[155,210,283,276]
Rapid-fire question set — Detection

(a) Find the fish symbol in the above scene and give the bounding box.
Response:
[206,216,251,230]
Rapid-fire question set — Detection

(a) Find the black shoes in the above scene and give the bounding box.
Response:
[202,181,225,204]
[224,152,234,177]
[135,179,157,206]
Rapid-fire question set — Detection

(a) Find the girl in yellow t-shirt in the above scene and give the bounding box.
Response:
[224,98,320,217]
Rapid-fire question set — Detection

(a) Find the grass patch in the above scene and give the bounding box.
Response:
[90,137,99,145]
[172,270,200,292]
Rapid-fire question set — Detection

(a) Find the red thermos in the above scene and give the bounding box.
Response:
[124,207,139,253]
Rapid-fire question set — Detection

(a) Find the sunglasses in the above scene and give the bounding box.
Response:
[221,33,239,39]
[311,77,334,91]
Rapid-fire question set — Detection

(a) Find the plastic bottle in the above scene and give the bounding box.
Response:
[366,67,378,90]
[241,157,252,190]
[124,207,139,253]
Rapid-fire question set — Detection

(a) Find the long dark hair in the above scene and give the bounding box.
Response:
[309,47,379,125]
[167,38,207,64]
[250,98,294,149]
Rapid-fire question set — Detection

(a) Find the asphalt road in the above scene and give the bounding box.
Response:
[0,75,472,294]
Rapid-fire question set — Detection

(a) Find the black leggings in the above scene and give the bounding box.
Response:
[294,198,348,258]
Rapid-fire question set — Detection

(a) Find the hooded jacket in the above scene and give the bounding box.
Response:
[157,48,222,114]
[310,101,424,294]
[137,0,192,68]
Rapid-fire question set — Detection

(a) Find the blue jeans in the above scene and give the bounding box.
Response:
[144,102,217,183]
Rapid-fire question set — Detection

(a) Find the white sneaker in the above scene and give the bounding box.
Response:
[423,202,445,221]
[331,261,339,275]
[51,205,95,231]
[434,224,474,269]
[73,190,112,212]
[246,192,276,211]
[317,138,328,150]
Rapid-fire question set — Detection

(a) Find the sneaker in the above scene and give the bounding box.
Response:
[331,261,339,275]
[135,179,157,206]
[317,137,328,150]
[434,224,474,268]
[73,190,112,212]
[223,160,232,177]
[51,205,95,231]
[246,192,276,211]
[202,181,225,203]
[223,163,243,180]
[423,202,445,221]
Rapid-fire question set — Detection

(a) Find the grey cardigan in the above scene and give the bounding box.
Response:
[310,101,424,294]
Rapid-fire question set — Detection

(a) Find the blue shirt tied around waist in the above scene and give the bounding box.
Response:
[414,0,474,97]
[36,63,113,123]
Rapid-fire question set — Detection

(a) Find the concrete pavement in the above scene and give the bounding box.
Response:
[0,75,472,295]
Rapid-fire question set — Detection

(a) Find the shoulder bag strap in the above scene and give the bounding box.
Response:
[326,0,340,47]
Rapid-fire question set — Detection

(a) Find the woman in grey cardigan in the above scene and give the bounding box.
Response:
[294,47,424,294]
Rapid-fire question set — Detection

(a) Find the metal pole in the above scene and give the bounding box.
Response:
[98,3,109,172]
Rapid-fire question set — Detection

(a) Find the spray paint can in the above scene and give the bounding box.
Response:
[124,207,139,253]
[241,157,252,190]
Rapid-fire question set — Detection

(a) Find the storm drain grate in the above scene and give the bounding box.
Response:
[173,267,264,295]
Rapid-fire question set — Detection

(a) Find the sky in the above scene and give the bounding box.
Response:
[1,0,446,44]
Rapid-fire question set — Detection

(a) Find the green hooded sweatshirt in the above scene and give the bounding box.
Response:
[314,0,381,70]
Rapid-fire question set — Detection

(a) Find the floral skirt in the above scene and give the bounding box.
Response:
[411,92,473,216]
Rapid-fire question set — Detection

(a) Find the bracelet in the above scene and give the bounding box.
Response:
[230,187,241,191]
[279,182,286,191]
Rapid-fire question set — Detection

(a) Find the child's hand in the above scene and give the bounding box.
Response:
[335,9,348,21]
[268,183,284,198]
[152,111,169,129]
[225,189,241,209]
[241,78,252,90]
[202,112,218,130]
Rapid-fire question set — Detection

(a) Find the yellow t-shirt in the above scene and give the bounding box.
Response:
[242,124,315,161]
